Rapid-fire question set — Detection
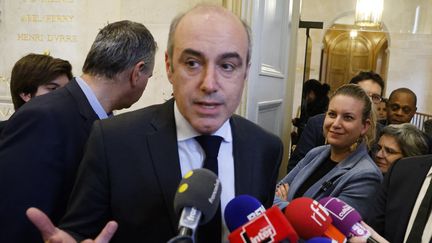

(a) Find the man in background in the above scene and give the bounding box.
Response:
[386,87,417,125]
[27,4,283,243]
[0,20,157,242]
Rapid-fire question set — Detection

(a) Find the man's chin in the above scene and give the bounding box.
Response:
[192,120,224,135]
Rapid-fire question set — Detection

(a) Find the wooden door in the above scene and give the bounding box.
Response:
[321,24,389,92]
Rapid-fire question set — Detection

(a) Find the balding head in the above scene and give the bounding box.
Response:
[387,88,417,124]
[164,4,251,134]
[166,5,251,71]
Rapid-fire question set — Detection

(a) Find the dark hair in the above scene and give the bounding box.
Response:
[349,71,385,95]
[303,79,330,116]
[388,88,417,106]
[10,53,72,110]
[380,123,429,157]
[167,4,252,71]
[303,79,330,97]
[82,20,157,79]
[330,84,376,148]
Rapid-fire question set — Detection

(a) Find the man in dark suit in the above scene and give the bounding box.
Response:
[27,5,283,243]
[366,155,432,243]
[0,21,157,242]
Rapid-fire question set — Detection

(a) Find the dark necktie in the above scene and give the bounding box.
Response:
[195,135,223,175]
[195,135,223,243]
[406,177,432,243]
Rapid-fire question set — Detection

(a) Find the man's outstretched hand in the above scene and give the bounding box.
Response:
[26,207,118,243]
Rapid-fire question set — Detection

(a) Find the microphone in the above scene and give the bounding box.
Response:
[284,197,346,243]
[228,206,299,243]
[168,168,222,243]
[318,197,379,243]
[306,237,338,243]
[224,195,266,232]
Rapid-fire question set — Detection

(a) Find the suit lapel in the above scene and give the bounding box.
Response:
[400,157,432,212]
[147,99,182,231]
[308,145,367,198]
[230,117,254,196]
[289,147,331,199]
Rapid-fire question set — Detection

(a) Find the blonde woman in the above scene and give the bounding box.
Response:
[275,84,383,218]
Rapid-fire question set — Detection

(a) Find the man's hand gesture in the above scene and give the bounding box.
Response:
[26,207,118,243]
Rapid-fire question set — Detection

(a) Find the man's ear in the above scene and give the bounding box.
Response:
[19,92,32,103]
[165,52,173,84]
[244,62,251,80]
[130,61,145,87]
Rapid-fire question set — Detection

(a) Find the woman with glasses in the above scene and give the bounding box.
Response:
[275,84,383,218]
[375,123,429,173]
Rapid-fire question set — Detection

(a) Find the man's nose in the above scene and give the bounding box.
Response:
[200,65,217,93]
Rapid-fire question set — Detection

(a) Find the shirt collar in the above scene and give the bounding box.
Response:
[174,101,232,142]
[75,76,109,119]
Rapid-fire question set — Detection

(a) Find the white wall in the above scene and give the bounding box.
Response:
[0,0,222,117]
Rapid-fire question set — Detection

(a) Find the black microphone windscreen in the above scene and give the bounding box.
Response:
[174,168,221,224]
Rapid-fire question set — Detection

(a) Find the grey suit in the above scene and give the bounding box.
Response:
[275,144,383,218]
[59,99,283,242]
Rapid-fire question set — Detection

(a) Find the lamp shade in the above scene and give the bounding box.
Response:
[355,0,384,27]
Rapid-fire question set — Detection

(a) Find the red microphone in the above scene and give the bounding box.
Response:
[284,197,347,243]
[228,206,299,243]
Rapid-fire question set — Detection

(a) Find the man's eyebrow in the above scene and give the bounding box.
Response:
[44,82,60,86]
[220,52,243,65]
[180,48,203,58]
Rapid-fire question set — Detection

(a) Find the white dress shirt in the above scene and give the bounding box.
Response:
[174,102,235,242]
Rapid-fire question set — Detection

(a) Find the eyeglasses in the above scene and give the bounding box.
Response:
[376,144,402,156]
[367,92,382,104]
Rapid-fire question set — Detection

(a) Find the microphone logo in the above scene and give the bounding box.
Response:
[310,200,330,227]
[246,205,266,221]
[338,204,354,219]
[208,179,221,204]
[186,207,199,222]
[240,214,276,243]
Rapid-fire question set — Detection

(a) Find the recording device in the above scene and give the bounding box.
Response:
[284,197,347,243]
[306,237,338,243]
[228,206,299,243]
[167,168,222,243]
[318,197,379,243]
[224,195,266,232]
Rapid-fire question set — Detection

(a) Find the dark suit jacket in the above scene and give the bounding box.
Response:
[0,120,7,135]
[0,79,98,242]
[60,99,283,243]
[367,155,432,243]
[287,113,325,173]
